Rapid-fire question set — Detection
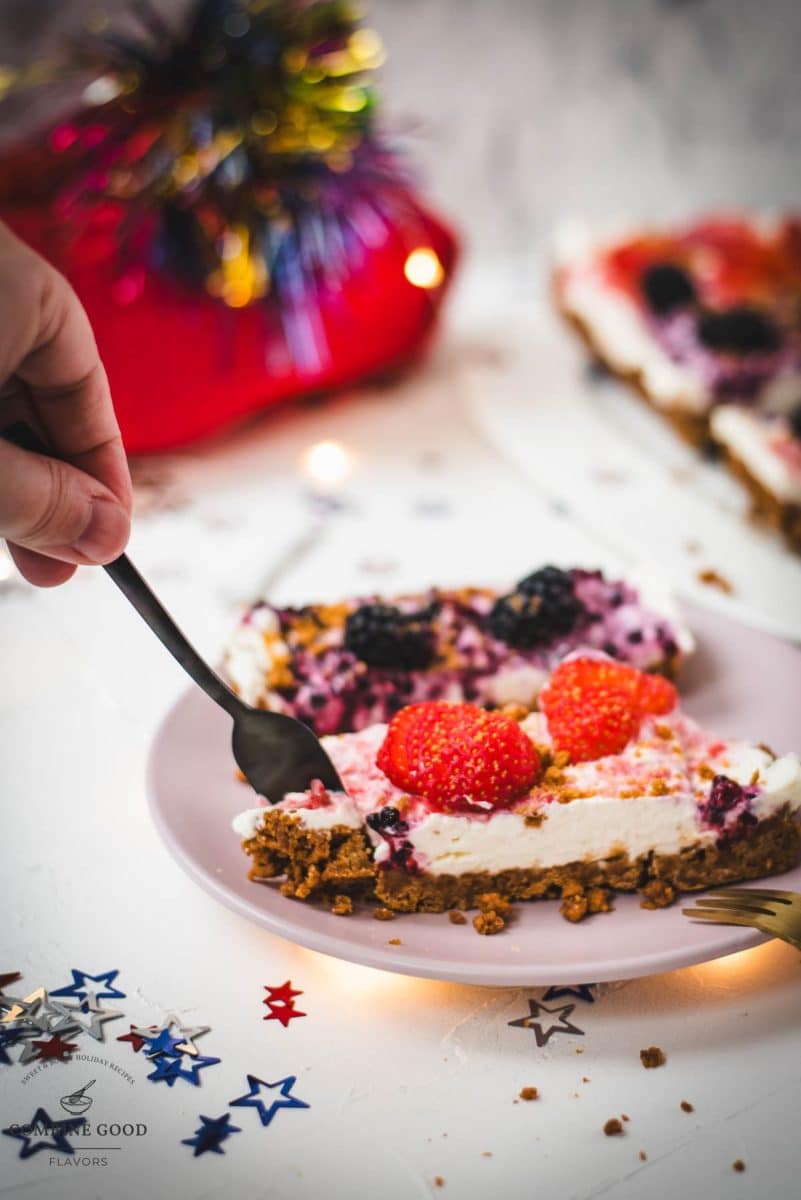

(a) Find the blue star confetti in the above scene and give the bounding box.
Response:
[147,1053,221,1088]
[181,1113,241,1157]
[142,1028,187,1058]
[508,999,586,1047]
[2,1107,85,1159]
[542,984,596,1004]
[50,968,125,1007]
[229,1074,310,1127]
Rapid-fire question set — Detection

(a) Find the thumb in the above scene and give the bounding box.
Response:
[0,437,130,564]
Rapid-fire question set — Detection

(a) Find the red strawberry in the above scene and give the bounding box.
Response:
[539,658,677,763]
[541,683,639,764]
[376,702,541,810]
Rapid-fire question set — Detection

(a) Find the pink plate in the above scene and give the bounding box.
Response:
[147,601,801,985]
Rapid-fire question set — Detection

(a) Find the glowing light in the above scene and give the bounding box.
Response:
[301,441,353,489]
[82,74,121,105]
[348,28,385,67]
[404,247,445,290]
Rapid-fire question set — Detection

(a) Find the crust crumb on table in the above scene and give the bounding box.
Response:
[331,895,353,916]
[697,567,734,595]
[732,1160,746,1173]
[388,937,401,945]
[639,1150,648,1162]
[519,1087,539,1101]
[433,1176,445,1188]
[640,1046,666,1069]
[448,910,467,925]
[476,892,512,918]
[372,907,395,921]
[604,1118,625,1137]
[481,1151,492,1158]
[680,1100,694,1113]
[582,1077,591,1083]
[621,1114,630,1122]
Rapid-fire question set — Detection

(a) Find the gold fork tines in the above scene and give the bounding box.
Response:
[682,887,801,952]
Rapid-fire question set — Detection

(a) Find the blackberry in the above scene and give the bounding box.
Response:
[344,603,433,669]
[697,306,782,355]
[789,404,801,440]
[366,806,408,834]
[641,263,696,316]
[489,567,584,649]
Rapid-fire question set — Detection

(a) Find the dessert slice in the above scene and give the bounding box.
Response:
[233,659,801,923]
[554,215,801,446]
[224,566,690,736]
[711,405,801,553]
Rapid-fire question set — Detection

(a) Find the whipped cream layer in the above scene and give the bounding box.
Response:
[224,569,690,736]
[233,713,801,876]
[711,406,801,505]
[555,219,801,415]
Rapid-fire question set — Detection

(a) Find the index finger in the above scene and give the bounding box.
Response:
[0,223,132,512]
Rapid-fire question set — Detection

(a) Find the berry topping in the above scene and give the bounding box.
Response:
[697,306,782,356]
[539,659,678,763]
[640,263,697,315]
[376,702,541,809]
[789,404,801,441]
[366,805,408,833]
[344,603,433,670]
[704,774,747,826]
[489,567,585,648]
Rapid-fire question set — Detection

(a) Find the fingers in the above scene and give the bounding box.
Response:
[6,545,77,588]
[0,223,132,513]
[0,437,130,571]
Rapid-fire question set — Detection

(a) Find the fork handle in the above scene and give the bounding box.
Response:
[103,553,247,721]
[3,422,246,722]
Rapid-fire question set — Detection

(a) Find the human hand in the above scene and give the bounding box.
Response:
[0,221,132,586]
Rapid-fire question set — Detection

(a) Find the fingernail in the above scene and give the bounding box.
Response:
[72,498,130,563]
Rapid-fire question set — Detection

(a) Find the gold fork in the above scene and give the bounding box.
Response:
[682,888,801,952]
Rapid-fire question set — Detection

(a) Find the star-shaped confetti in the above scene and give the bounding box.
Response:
[0,987,49,1030]
[0,972,22,992]
[2,1107,85,1159]
[229,1074,310,1127]
[147,1053,221,1088]
[131,1015,210,1057]
[264,981,303,1006]
[50,969,125,1007]
[181,1113,241,1157]
[0,1028,24,1065]
[542,984,596,1004]
[29,1035,78,1062]
[142,1028,187,1059]
[117,1025,150,1052]
[46,994,122,1042]
[263,981,306,1027]
[508,999,585,1047]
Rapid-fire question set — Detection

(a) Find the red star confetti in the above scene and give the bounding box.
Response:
[30,1035,78,1062]
[117,1025,153,1053]
[0,973,22,993]
[263,982,305,1028]
[264,982,302,1006]
[264,1003,306,1029]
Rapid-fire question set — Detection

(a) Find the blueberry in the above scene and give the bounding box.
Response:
[366,806,408,834]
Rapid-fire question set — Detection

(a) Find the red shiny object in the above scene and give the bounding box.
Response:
[0,199,458,455]
[31,1034,79,1061]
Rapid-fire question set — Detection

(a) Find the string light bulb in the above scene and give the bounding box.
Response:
[404,247,444,289]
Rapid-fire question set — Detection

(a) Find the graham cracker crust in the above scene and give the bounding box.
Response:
[240,806,800,919]
[723,448,801,554]
[552,269,712,450]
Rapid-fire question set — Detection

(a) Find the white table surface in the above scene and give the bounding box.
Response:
[2,263,800,1200]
